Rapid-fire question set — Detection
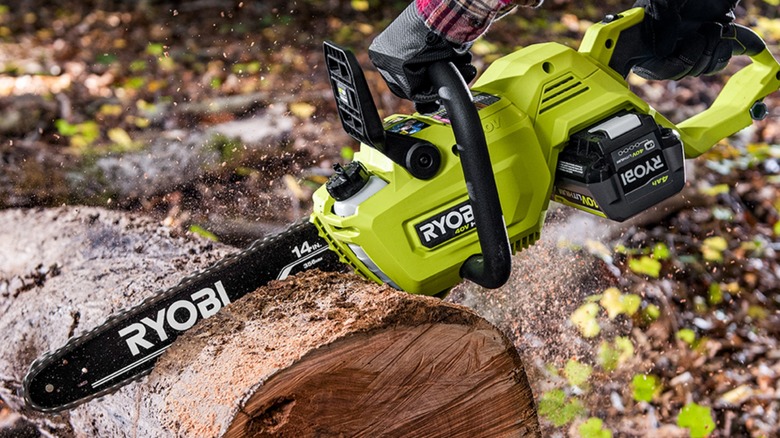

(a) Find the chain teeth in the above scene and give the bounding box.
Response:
[23,218,315,412]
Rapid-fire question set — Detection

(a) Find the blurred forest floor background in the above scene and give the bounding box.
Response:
[1,0,779,436]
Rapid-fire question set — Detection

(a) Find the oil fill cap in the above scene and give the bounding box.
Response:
[326,162,371,201]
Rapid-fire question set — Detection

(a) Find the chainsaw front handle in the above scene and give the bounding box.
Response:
[676,25,780,157]
[427,62,512,290]
[581,7,780,158]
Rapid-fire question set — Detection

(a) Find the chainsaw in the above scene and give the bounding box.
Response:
[24,8,780,412]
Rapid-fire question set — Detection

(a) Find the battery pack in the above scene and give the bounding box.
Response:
[552,112,686,222]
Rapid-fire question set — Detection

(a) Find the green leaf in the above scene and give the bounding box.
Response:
[597,338,633,373]
[538,389,586,427]
[538,389,565,423]
[599,288,641,319]
[708,283,723,305]
[652,242,671,260]
[622,294,641,316]
[340,146,354,161]
[631,374,661,402]
[702,236,728,262]
[747,305,769,320]
[107,128,133,148]
[579,417,613,438]
[615,337,635,363]
[700,183,729,196]
[642,304,661,323]
[564,359,592,387]
[146,42,165,56]
[351,0,369,11]
[598,341,619,372]
[55,119,79,137]
[124,77,146,90]
[95,53,118,65]
[571,302,601,338]
[676,328,696,346]
[628,256,661,278]
[129,60,148,72]
[677,403,716,438]
[189,225,219,242]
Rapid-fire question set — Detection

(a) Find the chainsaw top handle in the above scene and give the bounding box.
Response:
[582,7,780,158]
[427,62,512,289]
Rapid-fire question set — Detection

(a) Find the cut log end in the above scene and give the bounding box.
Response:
[149,271,540,437]
[228,324,536,437]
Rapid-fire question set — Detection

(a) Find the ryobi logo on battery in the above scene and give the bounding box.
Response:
[415,201,475,248]
[618,150,668,194]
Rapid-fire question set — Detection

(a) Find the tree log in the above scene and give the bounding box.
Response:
[146,270,539,437]
[0,208,539,437]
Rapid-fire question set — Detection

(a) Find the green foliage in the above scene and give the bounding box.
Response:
[747,305,769,321]
[631,374,661,402]
[579,418,613,438]
[599,288,641,320]
[708,283,723,305]
[95,53,118,65]
[56,119,101,150]
[571,302,600,338]
[564,359,592,388]
[677,403,716,438]
[676,328,696,346]
[189,225,219,242]
[340,146,355,161]
[146,42,165,56]
[652,242,671,260]
[699,183,729,196]
[628,256,661,278]
[598,337,634,372]
[123,77,146,90]
[538,389,586,427]
[641,303,661,323]
[701,236,728,262]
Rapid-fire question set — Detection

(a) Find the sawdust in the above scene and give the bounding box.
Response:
[448,206,620,415]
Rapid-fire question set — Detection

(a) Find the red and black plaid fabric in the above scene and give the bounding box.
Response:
[415,0,542,44]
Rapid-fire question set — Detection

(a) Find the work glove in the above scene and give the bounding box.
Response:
[630,0,740,80]
[368,3,477,106]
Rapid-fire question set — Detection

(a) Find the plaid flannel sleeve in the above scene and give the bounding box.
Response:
[416,0,543,44]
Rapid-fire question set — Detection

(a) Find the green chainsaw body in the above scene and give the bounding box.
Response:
[312,8,780,296]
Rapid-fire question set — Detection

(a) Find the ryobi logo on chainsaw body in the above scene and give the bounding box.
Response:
[118,281,231,356]
[415,201,475,248]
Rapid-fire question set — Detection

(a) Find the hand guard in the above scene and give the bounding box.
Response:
[368,3,477,104]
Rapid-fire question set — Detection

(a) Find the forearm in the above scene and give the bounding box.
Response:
[416,0,543,45]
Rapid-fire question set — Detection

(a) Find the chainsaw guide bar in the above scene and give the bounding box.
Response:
[23,219,343,412]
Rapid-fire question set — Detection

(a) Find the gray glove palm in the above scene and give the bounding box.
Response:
[368,3,477,105]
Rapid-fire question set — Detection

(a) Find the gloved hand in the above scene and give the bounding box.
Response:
[368,3,477,105]
[631,0,740,80]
